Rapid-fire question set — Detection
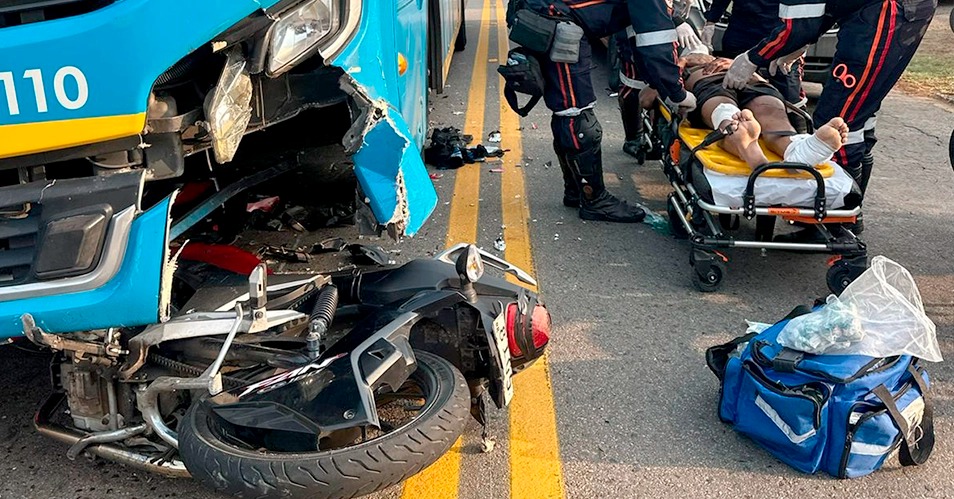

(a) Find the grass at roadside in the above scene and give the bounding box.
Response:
[898,6,954,101]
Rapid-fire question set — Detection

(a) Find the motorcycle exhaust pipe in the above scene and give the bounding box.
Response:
[34,393,191,479]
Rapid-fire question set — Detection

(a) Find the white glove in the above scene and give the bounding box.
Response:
[769,46,808,76]
[723,52,758,90]
[675,22,703,51]
[665,91,697,114]
[701,22,716,49]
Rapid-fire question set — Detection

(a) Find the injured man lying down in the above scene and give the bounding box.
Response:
[641,54,849,169]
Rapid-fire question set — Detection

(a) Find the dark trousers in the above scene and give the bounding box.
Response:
[812,0,936,189]
[541,38,597,121]
[718,39,805,105]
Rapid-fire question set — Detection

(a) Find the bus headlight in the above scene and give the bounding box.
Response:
[267,0,341,76]
[205,50,253,164]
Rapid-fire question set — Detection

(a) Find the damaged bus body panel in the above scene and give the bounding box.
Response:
[0,0,464,335]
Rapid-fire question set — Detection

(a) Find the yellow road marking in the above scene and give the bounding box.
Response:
[495,1,566,498]
[444,0,492,248]
[402,1,493,497]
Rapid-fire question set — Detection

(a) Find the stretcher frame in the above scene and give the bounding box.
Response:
[649,100,868,293]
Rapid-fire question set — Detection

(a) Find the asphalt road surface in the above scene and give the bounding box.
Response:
[3,1,954,498]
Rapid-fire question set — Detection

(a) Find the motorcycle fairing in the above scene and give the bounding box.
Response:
[208,310,419,442]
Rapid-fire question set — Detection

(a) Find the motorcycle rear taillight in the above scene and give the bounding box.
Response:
[505,302,550,360]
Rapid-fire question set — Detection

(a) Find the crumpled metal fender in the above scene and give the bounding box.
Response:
[328,5,438,238]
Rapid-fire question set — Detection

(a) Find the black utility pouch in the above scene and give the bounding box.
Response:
[497,48,545,117]
[509,9,558,53]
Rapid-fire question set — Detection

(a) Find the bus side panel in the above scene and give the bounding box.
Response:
[396,0,429,148]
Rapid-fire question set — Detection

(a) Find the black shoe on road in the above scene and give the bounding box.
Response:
[622,140,640,159]
[579,191,646,223]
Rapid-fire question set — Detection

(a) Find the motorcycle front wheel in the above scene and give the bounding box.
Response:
[178,351,470,499]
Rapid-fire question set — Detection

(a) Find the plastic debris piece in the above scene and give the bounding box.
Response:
[347,244,395,266]
[489,168,504,173]
[636,203,670,236]
[531,122,538,129]
[543,161,552,169]
[246,195,280,213]
[260,244,310,263]
[488,131,502,143]
[429,172,444,180]
[494,237,507,251]
[481,437,496,453]
[279,206,308,233]
[453,111,464,115]
[311,237,347,254]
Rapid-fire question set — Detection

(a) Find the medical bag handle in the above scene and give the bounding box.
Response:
[742,163,826,221]
[872,371,935,468]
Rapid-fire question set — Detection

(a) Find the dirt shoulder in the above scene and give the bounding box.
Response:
[897,4,954,102]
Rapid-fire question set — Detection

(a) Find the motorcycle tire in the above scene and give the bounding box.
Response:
[178,351,470,499]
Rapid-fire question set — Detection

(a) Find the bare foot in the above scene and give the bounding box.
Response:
[722,110,769,167]
[815,117,849,151]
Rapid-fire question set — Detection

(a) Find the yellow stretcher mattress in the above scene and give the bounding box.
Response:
[678,124,835,179]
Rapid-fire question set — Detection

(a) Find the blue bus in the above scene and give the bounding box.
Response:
[0,0,466,241]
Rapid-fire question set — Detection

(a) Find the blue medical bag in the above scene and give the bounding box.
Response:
[706,305,935,478]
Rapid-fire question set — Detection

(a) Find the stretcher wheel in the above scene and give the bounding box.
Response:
[667,195,689,239]
[691,259,726,293]
[826,258,866,295]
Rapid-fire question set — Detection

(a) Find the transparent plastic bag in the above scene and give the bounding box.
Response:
[778,256,941,362]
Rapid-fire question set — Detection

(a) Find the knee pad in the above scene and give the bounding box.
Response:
[551,108,602,153]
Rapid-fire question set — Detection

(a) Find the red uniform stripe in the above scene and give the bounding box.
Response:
[569,118,581,149]
[564,64,578,108]
[758,19,792,59]
[567,0,605,8]
[849,0,897,122]
[557,62,570,109]
[839,0,890,117]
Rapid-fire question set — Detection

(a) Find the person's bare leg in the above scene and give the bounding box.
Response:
[746,95,795,155]
[698,97,770,167]
[747,95,849,164]
[720,109,770,167]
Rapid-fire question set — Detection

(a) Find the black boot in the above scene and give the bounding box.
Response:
[560,147,645,223]
[619,91,644,160]
[555,150,580,208]
[844,151,873,235]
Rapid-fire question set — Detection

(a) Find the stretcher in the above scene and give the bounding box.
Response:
[649,101,868,293]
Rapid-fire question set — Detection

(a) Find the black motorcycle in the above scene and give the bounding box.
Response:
[32,244,550,499]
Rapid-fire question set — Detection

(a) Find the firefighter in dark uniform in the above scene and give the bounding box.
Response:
[722,0,938,233]
[522,0,697,223]
[701,0,806,106]
[617,5,704,158]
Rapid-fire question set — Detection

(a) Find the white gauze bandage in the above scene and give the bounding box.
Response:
[710,103,741,129]
[783,133,839,166]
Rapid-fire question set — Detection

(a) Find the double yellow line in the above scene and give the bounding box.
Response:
[402,0,565,497]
